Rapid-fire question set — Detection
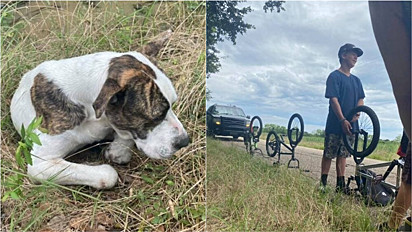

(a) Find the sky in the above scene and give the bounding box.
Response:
[207,0,404,140]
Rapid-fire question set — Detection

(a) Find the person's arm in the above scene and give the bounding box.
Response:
[330,97,352,135]
[357,98,364,106]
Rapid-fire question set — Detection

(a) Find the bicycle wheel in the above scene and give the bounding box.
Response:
[250,116,263,139]
[287,113,304,147]
[266,131,280,157]
[343,105,380,158]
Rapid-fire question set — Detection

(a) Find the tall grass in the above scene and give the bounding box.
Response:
[299,135,325,150]
[1,1,205,231]
[207,138,390,231]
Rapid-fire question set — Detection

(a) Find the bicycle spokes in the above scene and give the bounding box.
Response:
[250,116,263,140]
[287,113,304,147]
[266,131,279,157]
[343,106,380,159]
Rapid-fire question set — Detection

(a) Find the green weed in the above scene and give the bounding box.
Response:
[2,117,42,202]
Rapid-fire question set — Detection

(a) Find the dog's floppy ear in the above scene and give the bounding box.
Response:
[141,29,172,57]
[93,78,122,119]
[93,55,157,118]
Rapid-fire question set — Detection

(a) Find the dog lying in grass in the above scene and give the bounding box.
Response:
[10,30,189,189]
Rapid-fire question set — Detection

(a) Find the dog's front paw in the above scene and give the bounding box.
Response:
[93,164,118,189]
[104,142,132,164]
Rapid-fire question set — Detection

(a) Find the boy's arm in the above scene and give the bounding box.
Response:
[357,98,364,106]
[330,97,352,135]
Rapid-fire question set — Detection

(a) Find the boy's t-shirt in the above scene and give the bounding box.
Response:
[325,70,365,135]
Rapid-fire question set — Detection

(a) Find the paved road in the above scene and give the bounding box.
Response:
[218,136,402,190]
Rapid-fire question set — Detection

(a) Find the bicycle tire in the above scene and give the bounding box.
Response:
[250,116,263,139]
[266,131,280,157]
[342,105,380,158]
[287,113,304,147]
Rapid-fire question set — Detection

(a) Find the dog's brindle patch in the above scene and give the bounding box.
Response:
[31,74,86,135]
[93,55,170,139]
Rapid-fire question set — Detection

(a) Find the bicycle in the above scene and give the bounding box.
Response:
[244,116,263,155]
[265,113,304,168]
[343,105,402,203]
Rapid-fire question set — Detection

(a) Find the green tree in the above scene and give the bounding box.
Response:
[313,129,325,137]
[206,1,285,77]
[264,123,287,134]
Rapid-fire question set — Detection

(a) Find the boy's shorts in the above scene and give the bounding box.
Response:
[323,134,352,159]
[402,142,411,185]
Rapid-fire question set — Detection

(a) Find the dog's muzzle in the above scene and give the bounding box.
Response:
[173,134,190,150]
[157,134,189,158]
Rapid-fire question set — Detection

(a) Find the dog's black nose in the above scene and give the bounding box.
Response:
[173,135,190,150]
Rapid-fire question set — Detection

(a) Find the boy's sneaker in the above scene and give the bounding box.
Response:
[335,186,350,195]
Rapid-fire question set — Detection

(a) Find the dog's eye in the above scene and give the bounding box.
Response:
[110,90,126,105]
[131,130,138,139]
[109,95,118,105]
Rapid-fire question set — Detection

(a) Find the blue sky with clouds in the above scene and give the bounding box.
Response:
[207,1,403,140]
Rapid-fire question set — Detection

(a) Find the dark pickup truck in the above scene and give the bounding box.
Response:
[206,104,250,140]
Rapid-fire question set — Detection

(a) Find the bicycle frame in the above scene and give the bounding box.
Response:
[346,157,403,196]
[266,113,304,169]
[272,133,300,168]
[245,118,263,155]
[342,105,402,198]
[245,132,263,155]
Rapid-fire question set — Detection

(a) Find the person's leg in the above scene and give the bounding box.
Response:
[389,182,412,229]
[369,1,411,138]
[321,157,332,186]
[321,134,338,186]
[335,156,347,191]
[336,156,346,177]
[389,142,411,229]
[336,136,352,192]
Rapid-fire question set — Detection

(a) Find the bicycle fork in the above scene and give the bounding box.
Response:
[287,146,300,169]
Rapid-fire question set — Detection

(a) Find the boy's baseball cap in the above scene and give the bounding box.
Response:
[338,43,363,58]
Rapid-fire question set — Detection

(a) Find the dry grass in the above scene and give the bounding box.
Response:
[1,1,205,231]
[207,138,390,231]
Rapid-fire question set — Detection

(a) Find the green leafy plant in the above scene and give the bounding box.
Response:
[2,117,43,202]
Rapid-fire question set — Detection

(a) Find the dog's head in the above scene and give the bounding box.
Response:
[93,53,189,159]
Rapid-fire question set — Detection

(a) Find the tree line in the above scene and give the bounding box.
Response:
[263,124,325,137]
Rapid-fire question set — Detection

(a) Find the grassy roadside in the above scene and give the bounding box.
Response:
[299,136,399,161]
[1,1,205,231]
[206,138,390,231]
[261,133,399,161]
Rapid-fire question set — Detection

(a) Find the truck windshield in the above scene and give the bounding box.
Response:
[214,106,246,117]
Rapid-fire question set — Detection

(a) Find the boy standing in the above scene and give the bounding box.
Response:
[320,43,365,192]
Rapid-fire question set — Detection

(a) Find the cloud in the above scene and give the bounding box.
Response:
[207,1,403,140]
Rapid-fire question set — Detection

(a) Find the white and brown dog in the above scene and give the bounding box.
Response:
[10,33,189,189]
